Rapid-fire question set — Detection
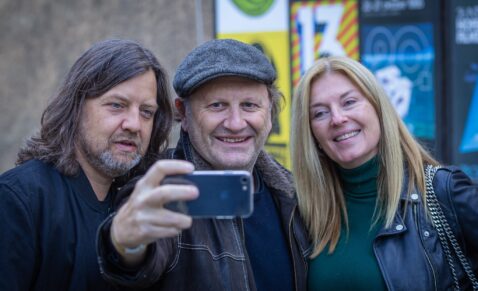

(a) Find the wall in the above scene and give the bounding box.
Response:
[0,0,213,173]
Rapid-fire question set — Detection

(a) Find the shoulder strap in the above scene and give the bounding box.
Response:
[425,165,478,290]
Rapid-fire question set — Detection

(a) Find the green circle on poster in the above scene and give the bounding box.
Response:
[232,0,274,17]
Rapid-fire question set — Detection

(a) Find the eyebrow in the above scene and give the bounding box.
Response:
[141,103,159,111]
[105,94,158,109]
[103,93,129,102]
[310,89,356,108]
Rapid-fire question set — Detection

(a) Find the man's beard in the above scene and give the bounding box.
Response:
[77,131,143,178]
[95,149,142,177]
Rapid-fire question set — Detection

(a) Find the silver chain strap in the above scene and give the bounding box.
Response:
[425,164,478,291]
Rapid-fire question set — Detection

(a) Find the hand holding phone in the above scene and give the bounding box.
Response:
[110,159,197,258]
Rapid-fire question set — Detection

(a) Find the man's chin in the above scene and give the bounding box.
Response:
[215,158,253,171]
[102,162,137,178]
[115,158,141,171]
[98,152,142,176]
[113,149,142,158]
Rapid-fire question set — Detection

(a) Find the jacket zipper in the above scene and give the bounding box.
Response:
[236,218,252,291]
[373,235,394,291]
[288,206,299,291]
[413,203,437,291]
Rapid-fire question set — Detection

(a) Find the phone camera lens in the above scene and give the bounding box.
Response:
[240,177,248,184]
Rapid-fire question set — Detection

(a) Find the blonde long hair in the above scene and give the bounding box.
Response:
[290,56,437,258]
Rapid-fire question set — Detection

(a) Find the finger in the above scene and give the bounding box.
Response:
[112,206,193,247]
[140,159,194,189]
[146,208,193,230]
[122,209,192,244]
[144,184,199,208]
[144,226,182,240]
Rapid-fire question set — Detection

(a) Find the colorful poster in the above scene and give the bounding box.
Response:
[361,23,435,139]
[290,0,359,87]
[215,0,291,168]
[359,0,440,143]
[460,70,478,154]
[448,1,478,181]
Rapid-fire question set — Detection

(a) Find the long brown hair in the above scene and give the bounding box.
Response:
[290,56,437,257]
[17,39,173,176]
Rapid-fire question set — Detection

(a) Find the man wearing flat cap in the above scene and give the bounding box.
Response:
[97,39,309,290]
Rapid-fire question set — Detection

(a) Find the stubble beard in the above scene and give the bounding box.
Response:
[77,131,143,178]
[96,150,142,177]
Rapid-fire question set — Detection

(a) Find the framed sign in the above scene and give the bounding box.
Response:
[215,0,292,168]
[446,0,478,180]
[359,0,439,141]
[290,0,359,87]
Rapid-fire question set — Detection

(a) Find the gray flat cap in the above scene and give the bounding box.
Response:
[173,39,276,97]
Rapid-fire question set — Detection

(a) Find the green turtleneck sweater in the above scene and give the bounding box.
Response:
[308,156,387,291]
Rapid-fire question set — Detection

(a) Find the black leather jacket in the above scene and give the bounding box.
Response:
[374,166,478,290]
[97,132,311,290]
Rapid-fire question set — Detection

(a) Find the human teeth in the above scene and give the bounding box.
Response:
[335,131,359,141]
[222,137,246,143]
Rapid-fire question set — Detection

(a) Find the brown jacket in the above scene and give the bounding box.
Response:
[97,131,311,290]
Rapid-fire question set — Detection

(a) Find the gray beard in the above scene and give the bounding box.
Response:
[78,138,142,178]
[96,150,141,177]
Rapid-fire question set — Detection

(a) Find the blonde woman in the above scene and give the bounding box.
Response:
[291,56,478,290]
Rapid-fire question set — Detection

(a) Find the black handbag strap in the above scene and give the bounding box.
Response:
[425,165,478,291]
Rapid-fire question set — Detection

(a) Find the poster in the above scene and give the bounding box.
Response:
[359,0,439,141]
[361,23,435,139]
[447,1,478,180]
[290,0,359,87]
[215,0,291,168]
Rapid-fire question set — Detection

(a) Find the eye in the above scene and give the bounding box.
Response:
[242,102,258,110]
[109,102,124,110]
[314,111,325,119]
[208,102,225,110]
[311,108,329,120]
[141,109,155,119]
[343,98,357,107]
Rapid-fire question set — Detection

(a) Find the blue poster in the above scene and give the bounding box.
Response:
[361,23,435,139]
[460,77,478,153]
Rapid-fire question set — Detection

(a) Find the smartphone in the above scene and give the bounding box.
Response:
[162,170,253,219]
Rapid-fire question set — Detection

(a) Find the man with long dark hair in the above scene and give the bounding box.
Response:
[0,39,173,290]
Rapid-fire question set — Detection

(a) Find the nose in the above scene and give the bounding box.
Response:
[223,107,247,131]
[330,108,347,126]
[122,109,141,132]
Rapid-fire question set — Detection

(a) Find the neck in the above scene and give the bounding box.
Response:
[75,150,113,201]
[83,170,112,201]
[337,156,378,197]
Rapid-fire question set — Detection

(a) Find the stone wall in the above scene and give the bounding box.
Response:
[0,0,214,173]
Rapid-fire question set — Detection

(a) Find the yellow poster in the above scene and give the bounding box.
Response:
[216,0,291,169]
[217,32,291,169]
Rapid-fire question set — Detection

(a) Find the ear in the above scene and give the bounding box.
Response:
[175,98,188,131]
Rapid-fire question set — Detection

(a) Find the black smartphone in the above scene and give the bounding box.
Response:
[162,170,253,218]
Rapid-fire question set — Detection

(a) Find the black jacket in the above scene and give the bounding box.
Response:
[374,166,478,290]
[97,132,311,290]
[0,159,120,291]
